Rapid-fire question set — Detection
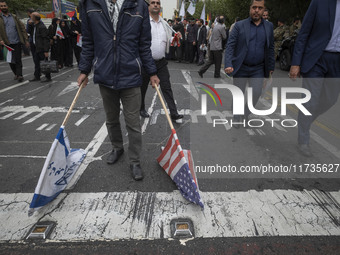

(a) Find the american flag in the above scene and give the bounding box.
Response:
[157,129,204,208]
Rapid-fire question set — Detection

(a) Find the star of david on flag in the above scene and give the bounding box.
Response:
[28,126,86,216]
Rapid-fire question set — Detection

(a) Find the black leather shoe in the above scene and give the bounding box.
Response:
[197,62,204,66]
[29,77,40,82]
[140,109,150,118]
[17,76,24,82]
[130,164,144,181]
[107,149,124,164]
[171,114,184,121]
[214,75,221,78]
[298,144,313,157]
[198,71,203,78]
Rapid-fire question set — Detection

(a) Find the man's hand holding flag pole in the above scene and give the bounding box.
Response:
[28,83,87,216]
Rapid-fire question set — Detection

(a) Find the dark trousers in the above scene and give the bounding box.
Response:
[32,48,51,80]
[298,52,340,145]
[174,41,183,61]
[233,64,265,118]
[65,38,73,66]
[99,85,142,164]
[197,45,205,64]
[9,43,23,77]
[73,44,81,64]
[31,43,41,79]
[186,41,195,63]
[182,39,186,61]
[199,50,223,77]
[141,58,178,115]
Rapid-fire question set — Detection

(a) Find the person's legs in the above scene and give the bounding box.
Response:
[140,69,150,117]
[120,87,142,165]
[245,65,265,116]
[99,85,124,151]
[9,44,22,78]
[214,50,222,77]
[314,52,340,117]
[37,52,51,81]
[188,42,194,63]
[198,48,204,65]
[157,60,178,116]
[31,44,40,79]
[13,44,23,77]
[232,65,250,122]
[199,50,215,75]
[298,60,326,146]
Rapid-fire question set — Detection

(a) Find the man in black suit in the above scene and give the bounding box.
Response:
[289,0,340,157]
[172,18,185,63]
[29,12,51,82]
[225,0,275,128]
[197,19,207,66]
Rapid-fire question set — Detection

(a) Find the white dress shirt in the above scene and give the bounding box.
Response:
[150,16,167,60]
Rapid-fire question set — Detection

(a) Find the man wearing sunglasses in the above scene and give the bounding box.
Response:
[139,0,183,121]
[77,0,160,181]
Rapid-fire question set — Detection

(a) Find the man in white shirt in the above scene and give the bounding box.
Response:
[140,0,183,121]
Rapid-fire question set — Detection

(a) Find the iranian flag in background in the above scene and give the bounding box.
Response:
[2,45,14,63]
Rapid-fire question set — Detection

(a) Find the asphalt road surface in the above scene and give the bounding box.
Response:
[0,55,339,254]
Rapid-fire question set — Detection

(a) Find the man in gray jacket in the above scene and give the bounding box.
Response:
[198,16,226,78]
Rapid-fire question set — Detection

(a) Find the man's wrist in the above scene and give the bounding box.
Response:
[80,71,89,75]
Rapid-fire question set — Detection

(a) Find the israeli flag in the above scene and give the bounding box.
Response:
[28,126,86,216]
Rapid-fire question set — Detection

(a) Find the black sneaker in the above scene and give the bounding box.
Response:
[171,114,184,121]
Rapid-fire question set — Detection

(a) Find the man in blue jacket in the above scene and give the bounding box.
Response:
[290,0,340,157]
[225,0,275,128]
[77,0,160,181]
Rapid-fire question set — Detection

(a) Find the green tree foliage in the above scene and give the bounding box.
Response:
[4,0,79,16]
[4,0,51,14]
[182,0,311,27]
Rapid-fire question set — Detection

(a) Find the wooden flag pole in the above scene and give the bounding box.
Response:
[154,84,175,130]
[62,82,85,127]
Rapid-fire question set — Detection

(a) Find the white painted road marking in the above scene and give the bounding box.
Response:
[0,189,339,242]
[45,124,57,131]
[0,155,46,159]
[141,91,157,134]
[36,123,49,131]
[182,70,200,101]
[0,67,76,95]
[58,82,79,97]
[0,105,80,123]
[75,114,90,126]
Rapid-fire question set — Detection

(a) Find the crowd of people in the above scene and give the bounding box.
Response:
[1,0,339,178]
[0,1,82,83]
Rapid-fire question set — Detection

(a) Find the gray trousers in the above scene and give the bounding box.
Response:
[99,85,142,164]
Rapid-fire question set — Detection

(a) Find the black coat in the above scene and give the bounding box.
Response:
[33,21,50,53]
[173,22,185,40]
[197,25,207,46]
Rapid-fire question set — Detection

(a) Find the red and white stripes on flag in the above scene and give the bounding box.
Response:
[56,25,65,39]
[157,129,203,208]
